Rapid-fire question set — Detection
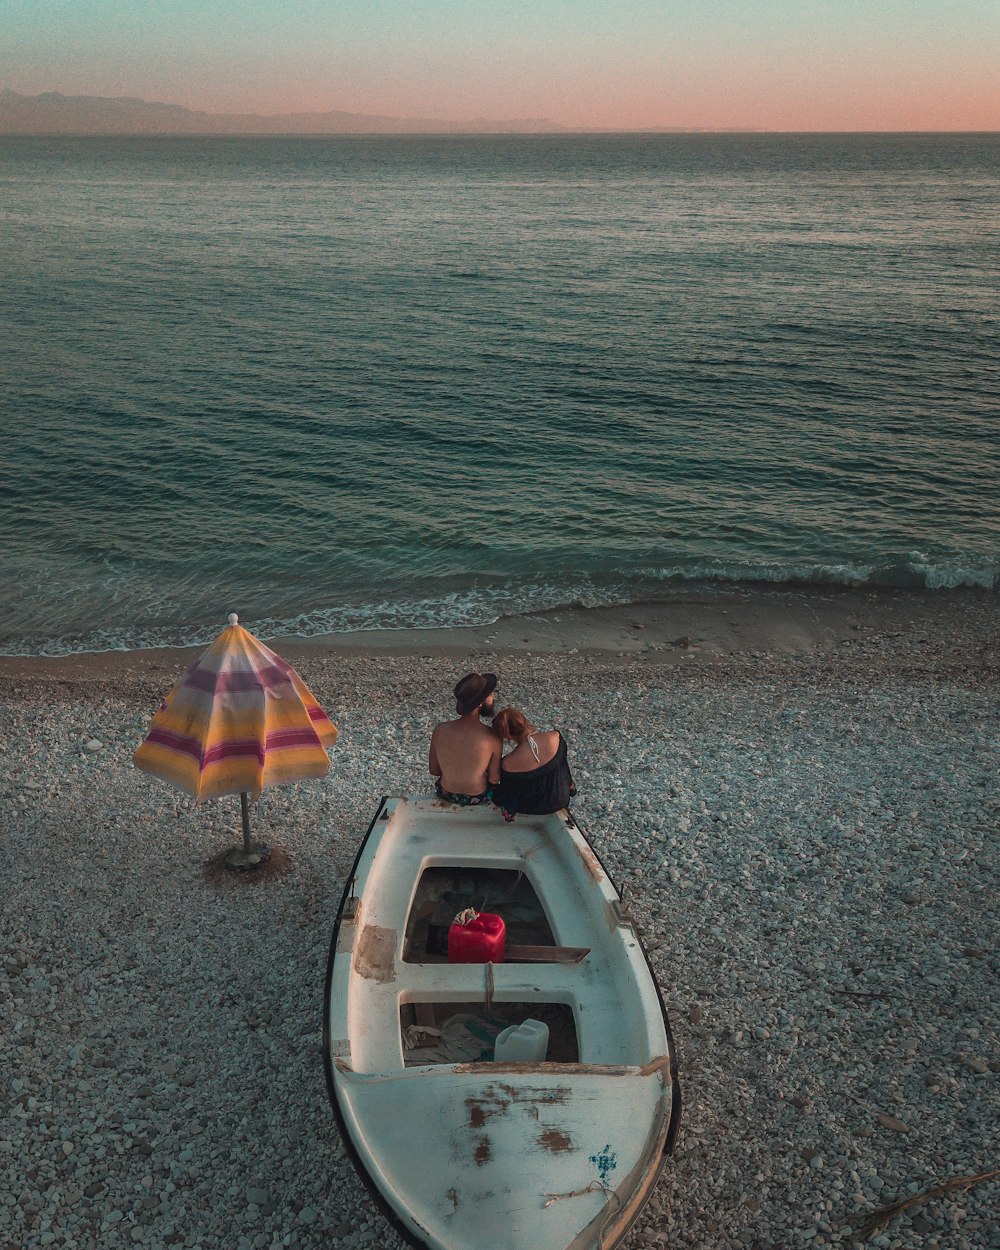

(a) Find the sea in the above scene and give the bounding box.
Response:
[2,133,998,656]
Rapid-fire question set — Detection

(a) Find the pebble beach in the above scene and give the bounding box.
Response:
[1,587,997,1250]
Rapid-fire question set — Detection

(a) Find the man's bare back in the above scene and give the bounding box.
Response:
[429,672,501,798]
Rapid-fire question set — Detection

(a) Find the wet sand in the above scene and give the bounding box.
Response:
[2,584,994,687]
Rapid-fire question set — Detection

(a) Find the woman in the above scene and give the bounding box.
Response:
[491,707,576,823]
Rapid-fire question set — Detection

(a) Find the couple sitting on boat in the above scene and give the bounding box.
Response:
[428,671,576,823]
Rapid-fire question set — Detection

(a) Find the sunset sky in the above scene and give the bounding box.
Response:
[3,0,998,131]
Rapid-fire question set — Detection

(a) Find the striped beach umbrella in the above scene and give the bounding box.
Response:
[133,613,338,866]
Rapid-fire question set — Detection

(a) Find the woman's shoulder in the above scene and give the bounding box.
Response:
[531,729,565,756]
[528,729,561,756]
[501,731,556,774]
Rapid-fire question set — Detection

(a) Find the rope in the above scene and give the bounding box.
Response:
[542,1180,621,1249]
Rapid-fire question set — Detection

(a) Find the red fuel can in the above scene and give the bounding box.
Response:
[448,910,506,963]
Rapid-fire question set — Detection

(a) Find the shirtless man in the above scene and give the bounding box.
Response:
[428,672,501,805]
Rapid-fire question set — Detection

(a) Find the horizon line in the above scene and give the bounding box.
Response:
[3,128,999,136]
[2,89,997,136]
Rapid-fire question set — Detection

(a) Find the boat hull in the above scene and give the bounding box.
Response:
[323,796,680,1250]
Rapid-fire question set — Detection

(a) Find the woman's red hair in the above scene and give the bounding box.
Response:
[493,707,537,742]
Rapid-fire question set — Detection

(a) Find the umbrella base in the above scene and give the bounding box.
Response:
[224,843,271,871]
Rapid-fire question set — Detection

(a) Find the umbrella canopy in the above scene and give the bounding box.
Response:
[133,614,337,802]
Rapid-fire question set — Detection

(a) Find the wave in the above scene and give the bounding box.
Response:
[635,551,999,593]
[0,551,995,657]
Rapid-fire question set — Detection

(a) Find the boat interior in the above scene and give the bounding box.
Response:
[403,865,557,962]
[399,864,581,1067]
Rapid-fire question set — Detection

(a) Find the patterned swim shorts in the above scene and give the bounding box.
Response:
[435,781,494,806]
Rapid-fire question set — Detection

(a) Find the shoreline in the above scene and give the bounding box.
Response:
[1,584,996,688]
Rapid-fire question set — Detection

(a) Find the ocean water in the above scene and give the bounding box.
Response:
[2,133,998,656]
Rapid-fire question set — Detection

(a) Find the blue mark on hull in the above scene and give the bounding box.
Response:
[589,1143,617,1186]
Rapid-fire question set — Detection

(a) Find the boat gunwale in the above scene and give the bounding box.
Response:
[563,809,683,1159]
[322,796,431,1249]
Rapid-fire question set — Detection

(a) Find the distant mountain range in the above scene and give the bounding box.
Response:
[0,89,567,135]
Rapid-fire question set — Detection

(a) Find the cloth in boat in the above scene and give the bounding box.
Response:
[435,780,494,806]
[493,732,576,822]
[402,1012,504,1065]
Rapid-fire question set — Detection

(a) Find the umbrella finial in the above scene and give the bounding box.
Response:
[228,612,239,626]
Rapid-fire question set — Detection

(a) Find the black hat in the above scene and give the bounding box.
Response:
[454,671,498,715]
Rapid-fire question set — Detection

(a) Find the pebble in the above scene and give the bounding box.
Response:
[1,639,997,1250]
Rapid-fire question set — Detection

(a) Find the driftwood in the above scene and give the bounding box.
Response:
[852,1168,999,1239]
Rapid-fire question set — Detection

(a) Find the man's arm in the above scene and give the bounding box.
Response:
[428,729,442,779]
[487,736,502,787]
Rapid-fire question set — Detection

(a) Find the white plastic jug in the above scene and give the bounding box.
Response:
[493,1018,549,1062]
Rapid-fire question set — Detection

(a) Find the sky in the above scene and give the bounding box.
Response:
[2,0,999,131]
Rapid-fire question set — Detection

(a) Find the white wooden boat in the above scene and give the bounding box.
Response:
[323,795,680,1250]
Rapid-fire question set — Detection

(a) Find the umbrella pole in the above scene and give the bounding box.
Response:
[240,792,252,853]
[225,792,269,870]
